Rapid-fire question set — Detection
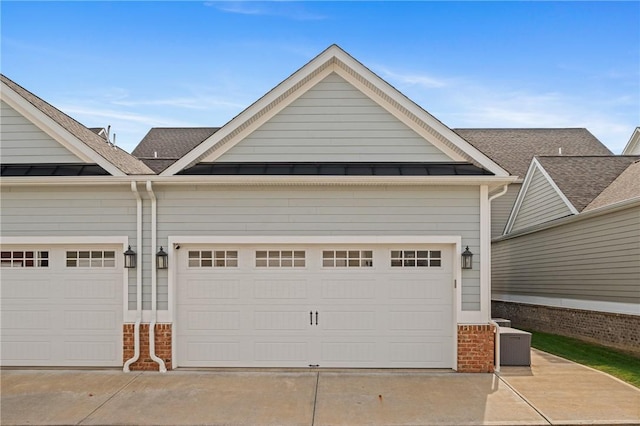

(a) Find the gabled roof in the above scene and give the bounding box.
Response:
[504,155,640,234]
[622,127,640,155]
[132,127,219,173]
[162,45,509,177]
[454,128,612,179]
[0,74,153,176]
[584,159,640,211]
[535,156,639,212]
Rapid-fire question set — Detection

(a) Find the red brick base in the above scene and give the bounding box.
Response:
[457,324,495,373]
[123,323,172,371]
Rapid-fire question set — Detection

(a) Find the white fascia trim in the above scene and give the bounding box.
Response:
[622,127,640,155]
[161,46,509,177]
[0,83,125,177]
[492,293,640,317]
[169,235,462,246]
[503,158,577,234]
[0,175,516,187]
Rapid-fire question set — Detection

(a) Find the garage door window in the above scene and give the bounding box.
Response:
[256,250,305,268]
[1,250,49,268]
[390,250,441,267]
[322,250,373,267]
[66,250,115,268]
[188,250,238,267]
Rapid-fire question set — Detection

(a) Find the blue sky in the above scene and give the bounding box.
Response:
[2,1,638,154]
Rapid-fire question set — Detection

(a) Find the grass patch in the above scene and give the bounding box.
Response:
[529,330,640,388]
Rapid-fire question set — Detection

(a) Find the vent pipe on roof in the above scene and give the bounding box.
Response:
[558,147,562,155]
[154,151,158,158]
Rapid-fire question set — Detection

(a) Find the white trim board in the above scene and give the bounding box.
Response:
[493,293,640,316]
[162,45,509,177]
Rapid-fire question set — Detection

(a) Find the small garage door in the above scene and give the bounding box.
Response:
[177,244,454,368]
[1,245,123,367]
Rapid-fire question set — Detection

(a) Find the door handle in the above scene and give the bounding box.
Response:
[310,311,313,325]
[315,311,318,325]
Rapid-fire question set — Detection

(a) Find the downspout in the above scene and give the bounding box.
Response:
[488,184,509,373]
[146,181,167,372]
[123,181,142,372]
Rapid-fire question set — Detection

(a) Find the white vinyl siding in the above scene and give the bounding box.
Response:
[491,183,520,239]
[215,73,453,163]
[0,101,83,164]
[511,168,572,232]
[157,185,482,310]
[493,205,640,306]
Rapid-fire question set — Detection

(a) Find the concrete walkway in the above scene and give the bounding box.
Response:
[1,350,638,425]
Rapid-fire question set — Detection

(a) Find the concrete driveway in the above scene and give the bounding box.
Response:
[2,349,639,425]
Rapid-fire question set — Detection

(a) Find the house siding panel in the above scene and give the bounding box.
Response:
[0,101,83,164]
[157,185,482,310]
[492,205,640,304]
[511,168,572,231]
[491,183,520,239]
[215,73,453,163]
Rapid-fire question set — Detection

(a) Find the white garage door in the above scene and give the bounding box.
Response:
[177,244,454,368]
[1,245,123,367]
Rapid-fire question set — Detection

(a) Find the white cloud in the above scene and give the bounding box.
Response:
[208,1,327,21]
[377,67,449,89]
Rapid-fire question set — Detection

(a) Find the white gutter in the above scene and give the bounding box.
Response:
[487,184,509,373]
[123,181,143,372]
[146,181,167,372]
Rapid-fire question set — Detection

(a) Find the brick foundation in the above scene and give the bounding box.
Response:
[123,323,172,371]
[492,301,640,355]
[457,324,495,373]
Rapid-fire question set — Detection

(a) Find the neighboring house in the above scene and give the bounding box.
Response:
[1,45,515,372]
[132,127,219,173]
[454,129,613,238]
[622,127,640,155]
[492,155,640,353]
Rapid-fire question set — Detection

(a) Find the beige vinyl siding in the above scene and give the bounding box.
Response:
[0,185,141,308]
[492,205,640,304]
[215,73,453,163]
[0,101,83,164]
[511,168,572,232]
[157,185,481,310]
[491,183,520,239]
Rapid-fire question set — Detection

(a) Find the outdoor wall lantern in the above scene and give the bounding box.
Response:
[124,245,137,269]
[461,246,473,269]
[156,246,168,270]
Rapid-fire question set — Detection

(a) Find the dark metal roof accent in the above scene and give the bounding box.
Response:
[177,162,494,176]
[1,164,110,177]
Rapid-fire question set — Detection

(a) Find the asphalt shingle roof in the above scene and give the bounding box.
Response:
[1,74,153,175]
[454,128,612,178]
[536,156,640,212]
[584,160,640,211]
[132,127,220,173]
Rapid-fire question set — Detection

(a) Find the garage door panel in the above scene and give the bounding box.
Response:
[320,279,376,300]
[187,279,240,299]
[254,279,308,299]
[0,245,123,367]
[63,279,117,300]
[1,309,51,330]
[185,309,241,330]
[177,244,454,368]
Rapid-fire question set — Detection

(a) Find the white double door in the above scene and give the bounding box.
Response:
[177,244,454,368]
